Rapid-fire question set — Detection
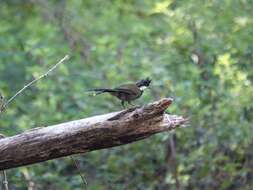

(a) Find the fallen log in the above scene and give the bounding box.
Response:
[0,98,187,170]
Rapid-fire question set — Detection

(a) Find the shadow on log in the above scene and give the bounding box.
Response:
[0,98,187,170]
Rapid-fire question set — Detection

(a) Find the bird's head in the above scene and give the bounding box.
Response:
[136,77,152,91]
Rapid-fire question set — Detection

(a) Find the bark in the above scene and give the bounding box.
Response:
[0,98,187,170]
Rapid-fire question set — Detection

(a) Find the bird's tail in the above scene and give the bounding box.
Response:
[86,88,116,96]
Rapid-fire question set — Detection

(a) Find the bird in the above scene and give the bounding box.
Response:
[88,78,151,108]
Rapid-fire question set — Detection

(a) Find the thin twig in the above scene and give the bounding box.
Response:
[70,156,88,190]
[2,170,9,190]
[169,135,181,190]
[0,54,88,189]
[0,55,70,112]
[0,55,69,189]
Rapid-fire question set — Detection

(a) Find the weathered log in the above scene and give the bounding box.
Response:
[0,98,187,170]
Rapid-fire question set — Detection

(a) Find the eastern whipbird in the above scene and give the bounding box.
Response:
[88,78,151,108]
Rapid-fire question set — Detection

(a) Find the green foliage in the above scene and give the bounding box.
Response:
[0,0,253,189]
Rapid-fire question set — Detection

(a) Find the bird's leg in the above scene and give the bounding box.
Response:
[128,101,142,108]
[121,101,126,109]
[128,101,135,106]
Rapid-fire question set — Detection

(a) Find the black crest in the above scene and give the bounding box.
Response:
[136,77,152,87]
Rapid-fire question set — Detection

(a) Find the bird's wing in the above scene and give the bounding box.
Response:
[114,84,139,95]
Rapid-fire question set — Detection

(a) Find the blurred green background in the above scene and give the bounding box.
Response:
[0,0,253,189]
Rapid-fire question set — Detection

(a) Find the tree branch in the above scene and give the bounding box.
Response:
[0,98,187,170]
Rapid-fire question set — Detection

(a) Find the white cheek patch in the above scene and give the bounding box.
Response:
[140,86,147,90]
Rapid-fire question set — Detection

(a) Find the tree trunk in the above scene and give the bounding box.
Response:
[0,98,187,170]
